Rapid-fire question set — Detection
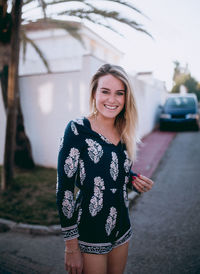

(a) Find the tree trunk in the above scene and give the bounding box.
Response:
[0,0,35,189]
[0,65,35,172]
[15,94,35,169]
[0,65,8,108]
[1,0,22,190]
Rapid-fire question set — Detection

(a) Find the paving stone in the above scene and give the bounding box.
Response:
[0,252,52,274]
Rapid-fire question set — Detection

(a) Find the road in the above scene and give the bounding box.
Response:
[125,131,200,274]
[0,131,200,274]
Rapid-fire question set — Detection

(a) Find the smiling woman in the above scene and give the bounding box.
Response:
[89,64,138,160]
[56,64,154,274]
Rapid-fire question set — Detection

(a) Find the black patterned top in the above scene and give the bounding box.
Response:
[56,117,138,250]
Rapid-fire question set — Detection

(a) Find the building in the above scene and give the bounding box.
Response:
[0,21,167,167]
[19,20,123,75]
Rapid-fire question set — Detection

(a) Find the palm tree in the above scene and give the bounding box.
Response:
[0,0,150,190]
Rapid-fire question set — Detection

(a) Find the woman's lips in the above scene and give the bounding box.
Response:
[104,104,118,110]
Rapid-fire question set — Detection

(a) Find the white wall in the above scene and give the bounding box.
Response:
[0,55,166,167]
[132,77,166,138]
[18,55,105,167]
[19,26,122,76]
[19,70,81,167]
[19,29,85,75]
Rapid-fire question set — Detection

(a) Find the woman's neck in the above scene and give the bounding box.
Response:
[94,114,115,130]
[88,114,120,145]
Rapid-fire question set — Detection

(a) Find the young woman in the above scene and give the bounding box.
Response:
[57,64,154,274]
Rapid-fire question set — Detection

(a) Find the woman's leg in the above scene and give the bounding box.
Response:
[107,242,129,274]
[82,253,107,274]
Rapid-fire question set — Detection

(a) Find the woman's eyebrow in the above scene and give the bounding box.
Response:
[100,87,125,92]
[100,87,110,90]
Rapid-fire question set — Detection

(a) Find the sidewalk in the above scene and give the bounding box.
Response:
[132,130,176,178]
[128,129,176,204]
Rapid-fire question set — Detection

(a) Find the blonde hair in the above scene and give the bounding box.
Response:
[89,64,139,162]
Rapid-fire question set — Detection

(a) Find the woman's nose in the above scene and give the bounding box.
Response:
[107,94,116,103]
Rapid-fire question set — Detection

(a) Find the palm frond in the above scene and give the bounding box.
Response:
[35,18,85,46]
[21,30,51,72]
[20,30,27,63]
[101,0,149,19]
[20,0,152,68]
[23,0,33,5]
[58,8,152,37]
[22,0,151,38]
[36,0,148,19]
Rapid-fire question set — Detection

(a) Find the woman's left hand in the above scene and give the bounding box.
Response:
[132,174,154,193]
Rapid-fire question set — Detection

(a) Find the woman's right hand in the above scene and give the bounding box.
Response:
[65,249,83,274]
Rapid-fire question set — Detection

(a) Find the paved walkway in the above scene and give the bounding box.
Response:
[132,130,176,178]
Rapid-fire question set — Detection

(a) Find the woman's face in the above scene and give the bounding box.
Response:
[94,74,125,120]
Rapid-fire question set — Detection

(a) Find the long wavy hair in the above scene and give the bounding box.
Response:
[89,63,139,162]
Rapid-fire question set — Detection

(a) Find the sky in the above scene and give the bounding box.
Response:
[90,0,200,90]
[22,0,200,91]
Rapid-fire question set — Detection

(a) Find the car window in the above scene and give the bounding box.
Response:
[165,97,196,109]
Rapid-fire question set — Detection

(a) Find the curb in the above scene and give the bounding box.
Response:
[0,218,61,235]
[0,192,138,235]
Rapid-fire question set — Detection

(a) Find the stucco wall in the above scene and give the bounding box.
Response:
[0,55,166,167]
[19,70,81,167]
[19,27,122,76]
[132,77,165,138]
[18,55,105,167]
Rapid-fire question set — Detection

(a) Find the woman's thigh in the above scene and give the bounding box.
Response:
[107,242,129,274]
[82,253,107,274]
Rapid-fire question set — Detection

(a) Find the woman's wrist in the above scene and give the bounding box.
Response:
[64,247,80,254]
[65,238,79,251]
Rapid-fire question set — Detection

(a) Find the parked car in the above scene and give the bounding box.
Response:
[159,93,200,131]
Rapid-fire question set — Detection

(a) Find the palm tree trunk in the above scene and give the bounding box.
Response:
[1,0,22,190]
[15,93,35,169]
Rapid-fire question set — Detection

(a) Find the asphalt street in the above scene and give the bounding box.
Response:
[0,130,200,274]
[125,131,200,274]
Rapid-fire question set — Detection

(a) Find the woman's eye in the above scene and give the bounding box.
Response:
[102,90,109,94]
[116,91,124,96]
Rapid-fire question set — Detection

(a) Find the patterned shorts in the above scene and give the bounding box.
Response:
[78,227,132,255]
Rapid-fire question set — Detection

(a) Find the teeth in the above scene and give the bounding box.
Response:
[105,105,118,110]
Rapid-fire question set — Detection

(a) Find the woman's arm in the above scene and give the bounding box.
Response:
[56,120,84,240]
[57,120,85,273]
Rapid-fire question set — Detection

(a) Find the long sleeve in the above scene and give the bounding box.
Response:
[127,169,141,194]
[56,120,84,241]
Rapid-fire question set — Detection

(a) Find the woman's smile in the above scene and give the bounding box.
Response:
[104,104,118,110]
